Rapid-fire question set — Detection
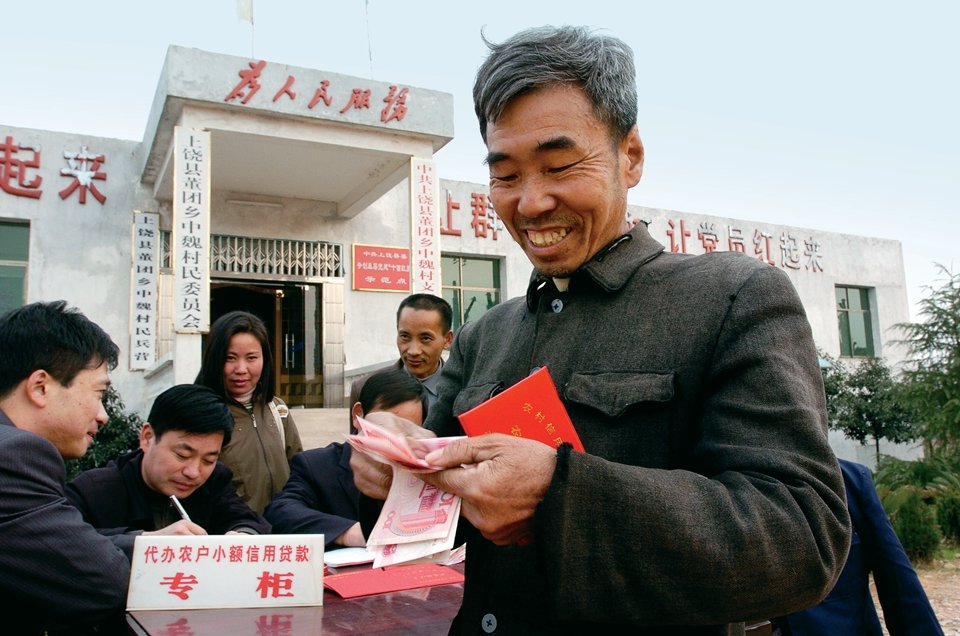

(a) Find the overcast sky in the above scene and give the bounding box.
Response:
[3,1,956,319]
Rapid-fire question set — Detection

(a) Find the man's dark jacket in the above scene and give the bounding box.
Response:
[264,442,360,549]
[67,449,270,555]
[775,459,943,635]
[408,223,850,635]
[0,411,130,635]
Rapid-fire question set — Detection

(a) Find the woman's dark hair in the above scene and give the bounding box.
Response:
[195,310,274,403]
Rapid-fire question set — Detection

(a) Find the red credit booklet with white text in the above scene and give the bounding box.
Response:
[457,367,584,451]
[323,563,464,598]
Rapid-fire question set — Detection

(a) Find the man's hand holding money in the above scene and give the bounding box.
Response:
[348,411,438,500]
[420,434,557,546]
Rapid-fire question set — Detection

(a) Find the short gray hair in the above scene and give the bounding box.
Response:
[473,25,638,143]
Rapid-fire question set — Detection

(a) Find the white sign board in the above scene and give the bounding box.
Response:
[410,157,441,294]
[127,534,324,610]
[172,126,211,333]
[129,210,159,370]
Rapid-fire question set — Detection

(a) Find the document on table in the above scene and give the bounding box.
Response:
[323,563,464,599]
[323,546,376,568]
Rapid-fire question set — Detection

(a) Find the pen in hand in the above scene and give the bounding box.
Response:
[169,495,192,522]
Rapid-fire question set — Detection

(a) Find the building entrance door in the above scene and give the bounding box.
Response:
[210,282,323,407]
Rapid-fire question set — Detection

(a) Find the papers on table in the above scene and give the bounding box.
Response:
[323,546,376,568]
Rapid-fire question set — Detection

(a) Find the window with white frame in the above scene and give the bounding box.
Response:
[836,285,875,357]
[441,255,501,331]
[0,221,29,316]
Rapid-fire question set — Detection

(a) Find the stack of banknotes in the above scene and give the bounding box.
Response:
[347,418,467,568]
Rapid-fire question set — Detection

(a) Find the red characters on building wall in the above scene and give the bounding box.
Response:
[340,88,372,114]
[697,222,720,252]
[223,60,410,124]
[442,189,503,241]
[224,60,266,104]
[59,146,107,204]
[612,210,827,274]
[753,228,775,266]
[667,218,691,253]
[441,190,462,237]
[662,217,826,273]
[470,193,501,240]
[805,237,824,272]
[309,80,333,109]
[1,137,109,204]
[0,136,42,198]
[780,232,802,270]
[728,225,746,253]
[381,86,409,124]
[273,75,297,103]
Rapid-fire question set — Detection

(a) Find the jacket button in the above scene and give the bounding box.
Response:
[481,613,498,633]
[551,298,563,313]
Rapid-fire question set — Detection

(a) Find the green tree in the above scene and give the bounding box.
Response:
[819,350,847,426]
[895,264,960,456]
[64,385,142,480]
[822,354,917,465]
[887,487,941,562]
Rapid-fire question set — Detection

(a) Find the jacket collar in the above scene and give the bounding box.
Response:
[112,449,160,523]
[526,222,665,310]
[0,408,15,429]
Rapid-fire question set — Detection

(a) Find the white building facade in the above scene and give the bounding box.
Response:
[0,47,912,464]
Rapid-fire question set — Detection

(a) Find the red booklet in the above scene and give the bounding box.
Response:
[323,563,464,598]
[457,367,583,451]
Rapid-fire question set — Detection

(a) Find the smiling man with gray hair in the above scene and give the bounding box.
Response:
[351,26,851,635]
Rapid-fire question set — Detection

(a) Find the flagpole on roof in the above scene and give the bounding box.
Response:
[236,0,255,58]
[365,0,373,78]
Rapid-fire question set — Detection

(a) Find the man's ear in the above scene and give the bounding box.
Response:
[24,369,52,408]
[139,422,155,453]
[621,125,644,188]
[443,330,453,350]
[350,402,364,434]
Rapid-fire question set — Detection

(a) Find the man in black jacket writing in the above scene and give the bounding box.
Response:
[68,383,269,555]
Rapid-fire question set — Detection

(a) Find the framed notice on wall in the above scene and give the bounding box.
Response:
[352,243,411,292]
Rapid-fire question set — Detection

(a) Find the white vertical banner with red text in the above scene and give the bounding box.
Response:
[130,211,159,370]
[410,158,441,294]
[173,127,210,333]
